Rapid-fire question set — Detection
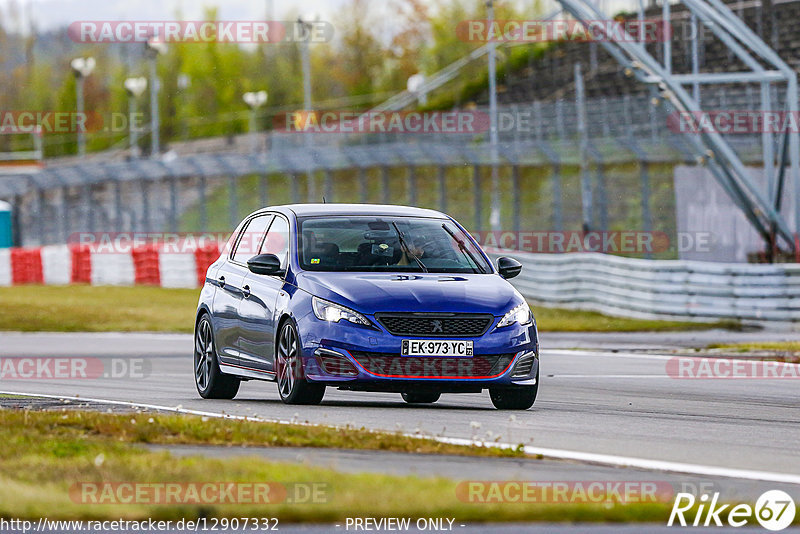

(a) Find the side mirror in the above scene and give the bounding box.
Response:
[496,257,522,280]
[247,254,284,276]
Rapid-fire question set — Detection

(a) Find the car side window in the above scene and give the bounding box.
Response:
[231,215,272,264]
[261,216,290,268]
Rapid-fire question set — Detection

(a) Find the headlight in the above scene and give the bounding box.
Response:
[497,302,533,328]
[312,296,372,326]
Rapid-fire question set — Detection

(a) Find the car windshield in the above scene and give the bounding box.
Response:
[298,216,492,274]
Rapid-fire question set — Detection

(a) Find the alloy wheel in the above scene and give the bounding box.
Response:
[277,323,298,398]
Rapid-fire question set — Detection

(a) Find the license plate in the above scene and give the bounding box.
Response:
[402,340,473,357]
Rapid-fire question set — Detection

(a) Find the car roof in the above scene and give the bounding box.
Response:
[255,203,449,219]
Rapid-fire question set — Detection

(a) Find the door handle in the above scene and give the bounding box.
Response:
[218,275,225,288]
[242,285,251,298]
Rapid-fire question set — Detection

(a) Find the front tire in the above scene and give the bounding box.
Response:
[195,315,240,399]
[489,371,539,410]
[401,392,440,404]
[276,321,325,405]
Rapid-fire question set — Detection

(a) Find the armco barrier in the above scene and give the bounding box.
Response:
[1,244,798,324]
[490,250,800,324]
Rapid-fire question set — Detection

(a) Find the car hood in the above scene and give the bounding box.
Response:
[294,272,521,315]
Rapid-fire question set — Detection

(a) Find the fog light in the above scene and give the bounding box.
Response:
[316,348,358,377]
[511,351,537,378]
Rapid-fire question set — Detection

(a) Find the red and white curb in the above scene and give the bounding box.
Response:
[0,242,222,288]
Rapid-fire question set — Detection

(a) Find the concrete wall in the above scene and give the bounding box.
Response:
[674,165,796,262]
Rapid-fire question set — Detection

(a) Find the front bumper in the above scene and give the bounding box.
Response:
[296,311,539,390]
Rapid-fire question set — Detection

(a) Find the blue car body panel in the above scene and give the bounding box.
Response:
[197,204,539,392]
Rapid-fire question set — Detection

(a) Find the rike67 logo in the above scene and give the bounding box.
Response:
[669,490,796,531]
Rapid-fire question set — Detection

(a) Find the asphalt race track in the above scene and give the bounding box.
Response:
[2,330,799,480]
[4,330,800,532]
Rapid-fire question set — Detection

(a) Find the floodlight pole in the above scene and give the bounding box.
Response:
[243,91,268,153]
[76,75,86,157]
[487,0,501,232]
[145,39,165,158]
[298,17,315,202]
[71,57,95,158]
[125,78,147,158]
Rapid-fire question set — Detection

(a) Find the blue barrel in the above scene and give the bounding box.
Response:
[0,200,12,248]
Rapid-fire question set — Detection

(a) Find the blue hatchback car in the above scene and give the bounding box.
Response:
[194,204,539,409]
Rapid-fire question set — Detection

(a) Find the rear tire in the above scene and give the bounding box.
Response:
[194,315,240,399]
[276,321,325,405]
[401,392,441,404]
[489,371,539,410]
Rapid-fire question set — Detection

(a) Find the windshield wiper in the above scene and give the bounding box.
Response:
[391,222,429,273]
[441,223,486,273]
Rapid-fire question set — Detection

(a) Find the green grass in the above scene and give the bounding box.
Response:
[0,286,736,333]
[531,305,740,332]
[3,409,523,458]
[0,409,675,522]
[0,286,199,333]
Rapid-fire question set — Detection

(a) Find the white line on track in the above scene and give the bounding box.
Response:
[544,349,675,361]
[4,389,800,486]
[547,375,670,378]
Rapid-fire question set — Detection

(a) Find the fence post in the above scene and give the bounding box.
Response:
[640,159,652,259]
[382,166,390,204]
[12,194,22,247]
[259,174,268,208]
[595,162,608,230]
[359,167,368,203]
[84,185,94,237]
[473,164,482,230]
[38,188,47,245]
[169,176,178,233]
[324,169,334,203]
[114,181,123,233]
[576,63,593,233]
[408,166,417,206]
[140,179,151,233]
[290,173,300,204]
[439,166,447,213]
[198,175,208,233]
[552,163,563,231]
[62,186,72,244]
[228,175,238,228]
[512,165,521,236]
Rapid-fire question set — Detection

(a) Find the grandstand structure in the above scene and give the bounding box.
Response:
[0,0,798,263]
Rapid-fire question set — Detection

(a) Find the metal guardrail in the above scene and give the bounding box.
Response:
[491,250,800,323]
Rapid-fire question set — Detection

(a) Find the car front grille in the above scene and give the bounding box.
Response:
[375,313,494,337]
[349,351,515,378]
